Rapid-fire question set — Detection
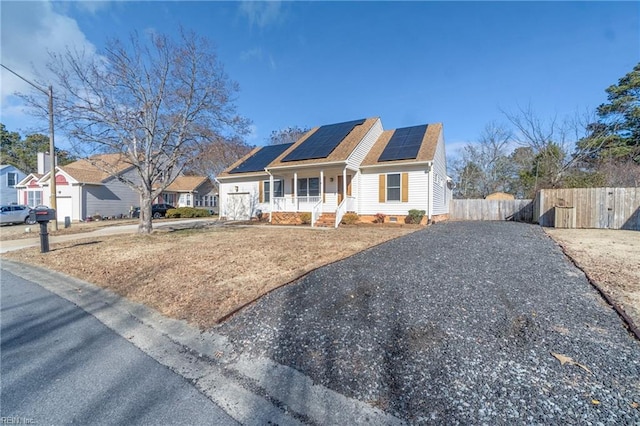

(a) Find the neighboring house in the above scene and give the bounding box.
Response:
[17,154,140,221]
[17,153,214,222]
[0,165,27,205]
[156,175,218,212]
[217,117,450,225]
[15,173,45,207]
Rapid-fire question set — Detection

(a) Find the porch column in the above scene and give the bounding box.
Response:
[342,168,347,205]
[320,169,324,209]
[269,173,274,223]
[293,172,298,212]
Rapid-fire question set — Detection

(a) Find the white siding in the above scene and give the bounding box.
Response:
[430,131,449,215]
[346,119,383,169]
[359,165,430,215]
[53,183,81,221]
[218,175,263,219]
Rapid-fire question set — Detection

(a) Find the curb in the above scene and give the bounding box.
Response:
[1,260,405,425]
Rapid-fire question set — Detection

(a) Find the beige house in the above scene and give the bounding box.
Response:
[158,175,217,212]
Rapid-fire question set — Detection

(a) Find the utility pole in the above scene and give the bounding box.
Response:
[1,64,58,230]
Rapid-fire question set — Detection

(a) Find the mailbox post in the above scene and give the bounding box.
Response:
[29,208,56,253]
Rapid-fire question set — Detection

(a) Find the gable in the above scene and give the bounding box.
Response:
[362,123,442,167]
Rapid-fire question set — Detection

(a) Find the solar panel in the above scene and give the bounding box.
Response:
[228,143,294,174]
[377,124,428,162]
[281,118,366,162]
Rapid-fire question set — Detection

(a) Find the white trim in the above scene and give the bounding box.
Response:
[360,160,432,170]
[267,160,347,172]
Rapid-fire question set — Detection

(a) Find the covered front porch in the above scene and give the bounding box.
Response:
[266,166,357,226]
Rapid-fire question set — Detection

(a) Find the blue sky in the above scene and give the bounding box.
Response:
[1,1,638,158]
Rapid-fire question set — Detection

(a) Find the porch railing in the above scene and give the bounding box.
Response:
[310,198,323,228]
[335,198,347,228]
[346,196,356,212]
[334,196,356,228]
[272,196,322,212]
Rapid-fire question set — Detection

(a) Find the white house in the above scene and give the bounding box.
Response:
[217,117,450,226]
[0,164,27,205]
[17,153,216,222]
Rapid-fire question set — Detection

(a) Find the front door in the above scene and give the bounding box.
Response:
[337,174,352,205]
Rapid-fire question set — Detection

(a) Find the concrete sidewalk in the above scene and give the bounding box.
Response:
[0,219,212,253]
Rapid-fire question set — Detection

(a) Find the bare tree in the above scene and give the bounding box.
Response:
[23,29,249,233]
[186,134,252,178]
[502,104,607,191]
[268,126,309,145]
[451,122,514,198]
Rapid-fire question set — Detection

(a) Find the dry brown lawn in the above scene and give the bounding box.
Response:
[3,224,418,328]
[545,228,640,329]
[0,219,140,241]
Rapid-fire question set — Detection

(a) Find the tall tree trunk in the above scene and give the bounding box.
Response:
[138,195,153,234]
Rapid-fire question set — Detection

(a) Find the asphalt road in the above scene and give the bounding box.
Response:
[0,270,237,425]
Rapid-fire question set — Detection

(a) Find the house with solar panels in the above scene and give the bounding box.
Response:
[216,117,450,226]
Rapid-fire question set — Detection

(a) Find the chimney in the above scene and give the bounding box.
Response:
[37,152,56,174]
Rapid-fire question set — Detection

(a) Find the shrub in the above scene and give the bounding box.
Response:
[373,213,386,224]
[299,212,311,224]
[92,213,102,221]
[341,213,359,225]
[406,209,426,224]
[166,207,211,219]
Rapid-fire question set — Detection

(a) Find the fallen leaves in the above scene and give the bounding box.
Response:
[550,352,592,374]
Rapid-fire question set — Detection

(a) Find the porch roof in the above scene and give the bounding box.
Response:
[361,122,442,167]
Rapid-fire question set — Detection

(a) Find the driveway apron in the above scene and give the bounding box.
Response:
[218,221,640,424]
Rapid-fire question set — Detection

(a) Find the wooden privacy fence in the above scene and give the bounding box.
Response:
[534,187,640,230]
[450,199,534,222]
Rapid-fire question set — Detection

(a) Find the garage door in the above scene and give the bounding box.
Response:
[226,193,251,220]
[55,197,73,222]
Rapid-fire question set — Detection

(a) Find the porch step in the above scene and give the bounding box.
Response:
[315,213,336,228]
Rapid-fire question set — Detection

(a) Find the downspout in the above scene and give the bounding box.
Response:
[427,162,433,222]
[78,183,84,222]
[214,177,222,220]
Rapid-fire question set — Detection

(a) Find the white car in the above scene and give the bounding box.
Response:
[0,205,37,225]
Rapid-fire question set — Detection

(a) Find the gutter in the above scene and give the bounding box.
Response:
[266,160,347,172]
[360,160,432,170]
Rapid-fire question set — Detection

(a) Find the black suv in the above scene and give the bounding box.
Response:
[132,204,175,219]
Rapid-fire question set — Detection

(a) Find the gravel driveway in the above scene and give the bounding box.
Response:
[217,221,640,424]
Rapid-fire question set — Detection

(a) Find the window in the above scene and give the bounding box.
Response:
[297,178,319,197]
[264,180,283,202]
[162,193,176,205]
[27,191,43,207]
[7,172,17,187]
[387,173,401,201]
